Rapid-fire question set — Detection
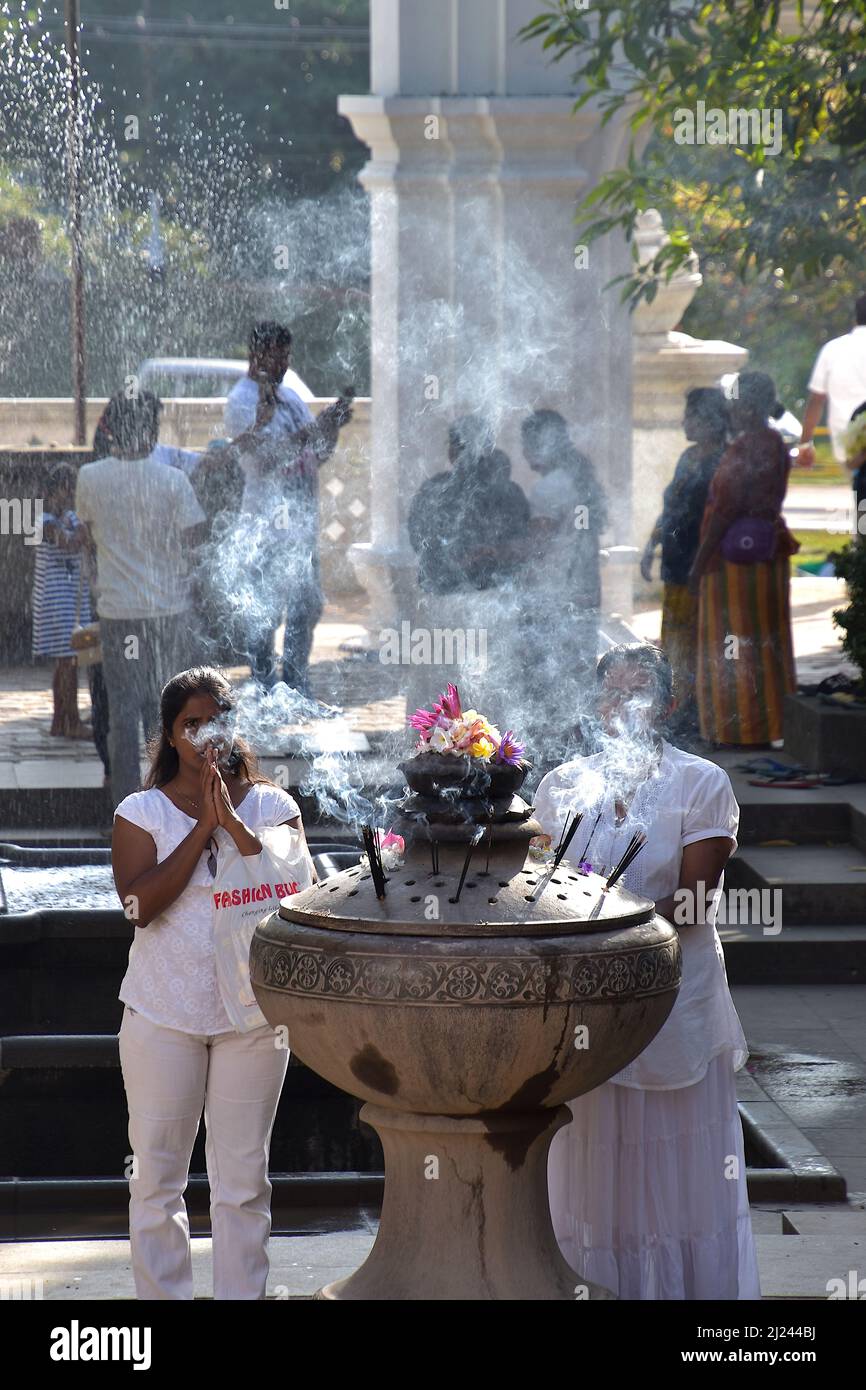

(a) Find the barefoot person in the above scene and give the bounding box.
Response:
[112,666,312,1300]
[535,642,760,1300]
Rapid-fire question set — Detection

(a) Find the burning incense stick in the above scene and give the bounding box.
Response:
[605,832,647,891]
[552,811,583,872]
[483,820,494,875]
[578,810,602,868]
[452,827,484,903]
[554,811,572,862]
[362,825,387,900]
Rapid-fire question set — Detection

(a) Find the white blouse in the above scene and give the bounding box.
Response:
[114,782,302,1035]
[533,741,748,1090]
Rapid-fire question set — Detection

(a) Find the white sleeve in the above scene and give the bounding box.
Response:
[532,771,559,837]
[681,762,739,852]
[257,784,302,826]
[175,475,206,531]
[224,385,254,438]
[113,793,156,836]
[808,344,831,396]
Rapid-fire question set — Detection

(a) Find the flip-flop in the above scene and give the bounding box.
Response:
[747,778,821,789]
[736,756,804,774]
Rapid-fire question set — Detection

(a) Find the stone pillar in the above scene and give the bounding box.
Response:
[339,0,637,647]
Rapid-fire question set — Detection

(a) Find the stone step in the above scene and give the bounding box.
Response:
[0,1035,380,1184]
[755,1234,866,1299]
[719,923,866,984]
[727,843,866,926]
[0,1177,384,1243]
[782,1209,866,1236]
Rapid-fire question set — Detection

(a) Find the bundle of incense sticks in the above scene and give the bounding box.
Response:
[605,832,647,890]
[577,809,602,869]
[552,810,584,872]
[361,825,387,899]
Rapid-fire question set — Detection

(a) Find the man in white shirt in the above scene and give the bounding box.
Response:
[799,294,866,467]
[75,391,207,806]
[223,321,353,693]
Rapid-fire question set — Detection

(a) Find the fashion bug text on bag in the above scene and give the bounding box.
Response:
[211,824,314,1032]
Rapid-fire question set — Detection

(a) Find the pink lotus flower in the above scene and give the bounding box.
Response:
[408,706,443,736]
[435,683,462,721]
[408,684,463,738]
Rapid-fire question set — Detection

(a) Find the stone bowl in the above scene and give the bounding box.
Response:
[398,752,530,801]
[250,871,680,1116]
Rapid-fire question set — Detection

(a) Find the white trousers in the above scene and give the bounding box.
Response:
[118,1004,289,1300]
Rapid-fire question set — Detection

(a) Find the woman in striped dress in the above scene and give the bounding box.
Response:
[689,373,798,746]
[31,463,93,739]
[640,387,729,734]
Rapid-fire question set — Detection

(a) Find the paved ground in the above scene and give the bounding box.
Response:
[3,982,864,1301]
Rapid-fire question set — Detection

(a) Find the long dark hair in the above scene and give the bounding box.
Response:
[143,666,274,790]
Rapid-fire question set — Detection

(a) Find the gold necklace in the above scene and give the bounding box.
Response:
[171,784,200,811]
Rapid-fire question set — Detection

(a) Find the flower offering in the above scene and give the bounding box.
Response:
[408,684,526,765]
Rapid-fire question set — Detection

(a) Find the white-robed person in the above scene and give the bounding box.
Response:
[535,641,760,1301]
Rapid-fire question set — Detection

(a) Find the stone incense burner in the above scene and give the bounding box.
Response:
[251,754,681,1300]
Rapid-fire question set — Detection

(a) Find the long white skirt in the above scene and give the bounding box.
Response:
[548,1050,761,1300]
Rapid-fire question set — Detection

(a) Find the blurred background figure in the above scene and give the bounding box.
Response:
[519,409,608,761]
[223,320,353,694]
[689,372,799,747]
[31,462,93,740]
[641,387,729,737]
[798,293,866,469]
[406,414,530,729]
[75,391,208,805]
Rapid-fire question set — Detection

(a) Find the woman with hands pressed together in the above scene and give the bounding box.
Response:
[112,666,312,1300]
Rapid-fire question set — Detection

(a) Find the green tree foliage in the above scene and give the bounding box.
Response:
[832,541,866,687]
[522,2,866,306]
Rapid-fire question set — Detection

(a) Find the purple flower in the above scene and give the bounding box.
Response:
[578,859,593,875]
[493,730,525,766]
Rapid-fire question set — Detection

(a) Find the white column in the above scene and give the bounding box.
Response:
[340,0,639,641]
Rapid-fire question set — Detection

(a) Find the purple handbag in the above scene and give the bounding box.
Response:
[720,516,777,565]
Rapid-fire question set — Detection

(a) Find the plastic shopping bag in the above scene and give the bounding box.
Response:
[211,824,315,1032]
